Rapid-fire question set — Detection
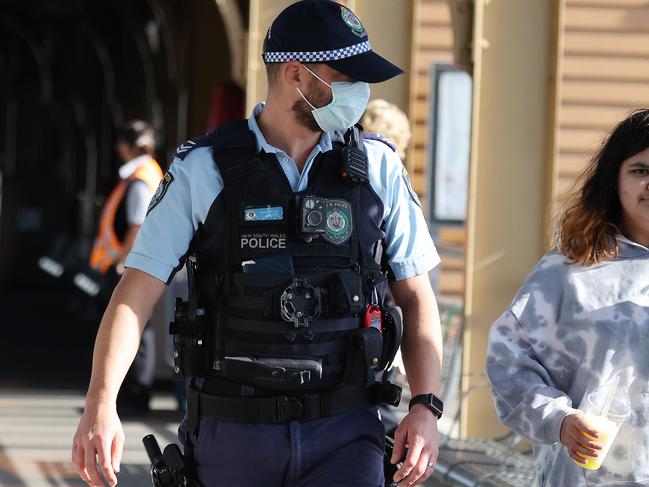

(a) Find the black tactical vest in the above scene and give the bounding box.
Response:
[172,120,402,403]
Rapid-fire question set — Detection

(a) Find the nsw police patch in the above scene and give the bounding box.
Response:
[147,172,173,214]
[340,6,367,37]
[322,199,353,245]
[402,167,421,208]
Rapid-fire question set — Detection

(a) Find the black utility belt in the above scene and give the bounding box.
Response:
[188,381,401,424]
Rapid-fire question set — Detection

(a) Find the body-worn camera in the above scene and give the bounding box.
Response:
[298,196,327,239]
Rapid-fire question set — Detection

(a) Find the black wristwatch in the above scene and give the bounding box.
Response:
[408,393,443,419]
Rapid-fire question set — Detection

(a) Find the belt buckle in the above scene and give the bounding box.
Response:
[275,396,304,422]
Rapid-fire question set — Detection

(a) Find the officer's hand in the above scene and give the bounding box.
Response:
[560,411,603,464]
[391,404,439,486]
[71,402,124,487]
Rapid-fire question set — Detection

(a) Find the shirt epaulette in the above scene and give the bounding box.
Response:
[173,134,212,162]
[363,132,397,153]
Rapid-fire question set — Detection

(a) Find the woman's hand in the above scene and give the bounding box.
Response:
[560,412,603,464]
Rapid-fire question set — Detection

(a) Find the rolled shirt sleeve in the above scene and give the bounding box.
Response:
[365,139,440,281]
[124,146,222,284]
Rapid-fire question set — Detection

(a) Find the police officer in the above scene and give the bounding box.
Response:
[72,2,444,486]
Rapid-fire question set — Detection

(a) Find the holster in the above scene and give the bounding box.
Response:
[170,303,209,377]
[170,259,211,377]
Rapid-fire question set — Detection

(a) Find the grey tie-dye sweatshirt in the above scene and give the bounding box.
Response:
[487,236,649,486]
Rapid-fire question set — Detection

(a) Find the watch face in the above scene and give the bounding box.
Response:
[410,393,443,418]
[430,395,443,416]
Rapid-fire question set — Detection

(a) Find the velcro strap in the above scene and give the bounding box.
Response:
[227,317,360,335]
[169,321,204,337]
[230,270,364,316]
[226,339,345,357]
[232,271,354,291]
[229,295,269,310]
[232,273,289,288]
[193,386,373,423]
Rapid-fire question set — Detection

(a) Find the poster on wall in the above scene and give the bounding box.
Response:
[428,64,472,225]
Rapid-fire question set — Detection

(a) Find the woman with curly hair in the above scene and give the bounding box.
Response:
[487,109,649,485]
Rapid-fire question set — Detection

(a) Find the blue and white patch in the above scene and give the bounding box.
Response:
[244,206,284,222]
[322,199,353,245]
[402,167,421,208]
[147,172,173,214]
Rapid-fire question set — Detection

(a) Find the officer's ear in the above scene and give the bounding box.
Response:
[283,61,305,88]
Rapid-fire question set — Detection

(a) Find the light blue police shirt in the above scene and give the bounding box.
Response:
[125,103,440,283]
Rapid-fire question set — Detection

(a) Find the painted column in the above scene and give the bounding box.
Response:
[461,0,564,437]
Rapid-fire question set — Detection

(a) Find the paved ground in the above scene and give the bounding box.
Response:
[0,389,183,487]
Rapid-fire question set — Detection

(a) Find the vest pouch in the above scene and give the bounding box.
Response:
[329,271,364,315]
[344,327,383,387]
[222,356,323,392]
[380,306,403,369]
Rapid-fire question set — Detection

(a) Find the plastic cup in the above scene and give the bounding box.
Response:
[573,386,631,470]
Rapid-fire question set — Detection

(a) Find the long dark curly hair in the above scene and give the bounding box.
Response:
[557,109,649,265]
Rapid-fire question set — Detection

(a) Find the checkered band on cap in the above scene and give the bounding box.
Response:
[263,40,372,63]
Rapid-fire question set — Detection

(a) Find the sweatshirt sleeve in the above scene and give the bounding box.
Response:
[486,309,578,444]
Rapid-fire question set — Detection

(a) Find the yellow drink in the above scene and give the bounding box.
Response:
[573,414,620,470]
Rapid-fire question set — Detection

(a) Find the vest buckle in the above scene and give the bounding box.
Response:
[275,396,304,422]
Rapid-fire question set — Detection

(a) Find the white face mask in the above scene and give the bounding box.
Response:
[296,64,370,133]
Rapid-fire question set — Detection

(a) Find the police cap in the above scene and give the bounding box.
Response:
[262,0,403,83]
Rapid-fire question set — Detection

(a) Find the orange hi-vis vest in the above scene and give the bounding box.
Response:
[89,157,162,274]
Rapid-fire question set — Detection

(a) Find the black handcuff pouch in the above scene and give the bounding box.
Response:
[170,302,210,377]
[170,260,211,378]
[344,326,384,387]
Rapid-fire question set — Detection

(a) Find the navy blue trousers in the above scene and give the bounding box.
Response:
[183,406,385,487]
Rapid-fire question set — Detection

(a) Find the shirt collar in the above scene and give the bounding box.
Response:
[246,102,333,155]
[118,154,151,180]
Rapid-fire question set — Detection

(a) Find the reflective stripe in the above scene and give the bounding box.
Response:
[89,158,162,273]
[262,41,372,63]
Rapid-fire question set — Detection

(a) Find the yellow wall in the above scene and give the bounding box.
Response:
[408,0,460,299]
[352,0,412,112]
[462,0,563,438]
[408,0,455,193]
[245,0,296,114]
[557,0,649,198]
